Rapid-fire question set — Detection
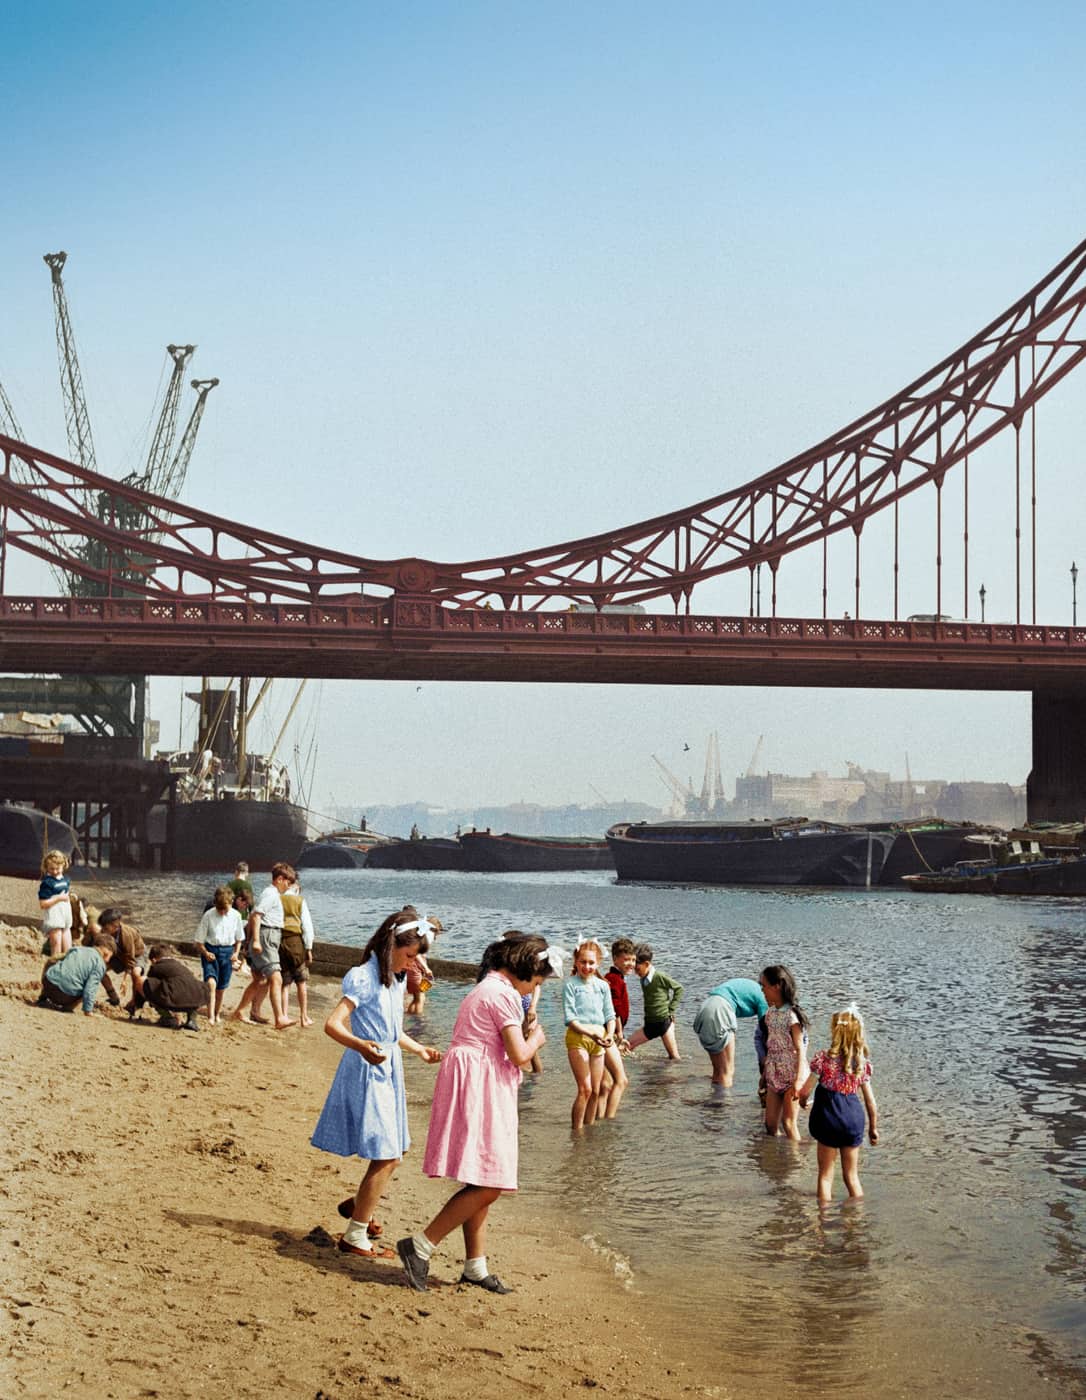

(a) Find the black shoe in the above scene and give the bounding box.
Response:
[458,1272,512,1294]
[396,1237,430,1292]
[183,1014,199,1032]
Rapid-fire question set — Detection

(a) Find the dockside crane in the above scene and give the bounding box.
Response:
[43,252,97,480]
[0,375,26,441]
[652,754,696,818]
[158,376,218,500]
[135,343,195,490]
[700,731,725,813]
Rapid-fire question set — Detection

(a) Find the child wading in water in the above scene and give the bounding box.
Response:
[563,940,618,1130]
[799,1004,879,1200]
[397,934,560,1295]
[311,911,442,1257]
[759,964,809,1140]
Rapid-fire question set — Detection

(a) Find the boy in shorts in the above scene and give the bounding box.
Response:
[627,943,683,1060]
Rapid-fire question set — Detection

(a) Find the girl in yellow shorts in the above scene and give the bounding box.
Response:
[563,940,617,1131]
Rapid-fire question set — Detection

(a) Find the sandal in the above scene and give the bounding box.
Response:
[337,1198,382,1237]
[337,1237,396,1260]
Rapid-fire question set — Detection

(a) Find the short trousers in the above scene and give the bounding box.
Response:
[693,994,738,1055]
[42,900,74,933]
[202,944,236,989]
[565,1027,605,1057]
[249,926,282,976]
[279,934,309,986]
[641,1017,673,1041]
[41,975,80,1010]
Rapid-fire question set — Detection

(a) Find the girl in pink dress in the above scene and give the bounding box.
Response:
[397,934,561,1295]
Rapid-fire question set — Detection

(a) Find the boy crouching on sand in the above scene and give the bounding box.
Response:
[39,935,116,1015]
[626,943,683,1060]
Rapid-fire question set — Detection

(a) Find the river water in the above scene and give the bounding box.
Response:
[99,866,1086,1398]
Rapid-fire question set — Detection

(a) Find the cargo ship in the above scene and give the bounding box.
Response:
[459,829,613,872]
[148,684,308,872]
[606,818,893,887]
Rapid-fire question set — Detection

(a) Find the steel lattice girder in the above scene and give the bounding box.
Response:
[1,235,1085,611]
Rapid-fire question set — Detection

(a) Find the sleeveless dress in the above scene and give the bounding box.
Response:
[310,955,409,1160]
[422,971,524,1190]
[807,1050,872,1148]
[763,1004,802,1093]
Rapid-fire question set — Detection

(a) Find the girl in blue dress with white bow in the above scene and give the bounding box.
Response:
[311,910,442,1257]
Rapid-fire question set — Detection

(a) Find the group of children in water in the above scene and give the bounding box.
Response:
[311,912,880,1298]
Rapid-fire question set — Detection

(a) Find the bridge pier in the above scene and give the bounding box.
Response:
[1027,693,1086,822]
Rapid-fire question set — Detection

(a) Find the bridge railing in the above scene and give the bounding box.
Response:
[3,595,1086,649]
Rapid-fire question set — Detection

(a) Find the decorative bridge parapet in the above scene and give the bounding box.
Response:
[0,594,1083,691]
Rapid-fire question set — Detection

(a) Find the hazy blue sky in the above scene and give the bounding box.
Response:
[1,2,1084,813]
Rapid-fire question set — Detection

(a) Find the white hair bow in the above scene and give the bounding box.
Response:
[400,915,435,948]
[539,945,566,979]
[838,1000,864,1026]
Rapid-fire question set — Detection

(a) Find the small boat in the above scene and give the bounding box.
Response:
[903,837,1086,894]
[365,836,468,871]
[606,818,893,887]
[458,829,613,873]
[296,827,395,869]
[0,802,81,878]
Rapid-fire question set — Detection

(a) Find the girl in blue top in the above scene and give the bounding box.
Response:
[38,849,73,959]
[563,940,616,1131]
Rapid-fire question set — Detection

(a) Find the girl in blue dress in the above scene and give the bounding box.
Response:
[799,1004,879,1202]
[311,910,442,1257]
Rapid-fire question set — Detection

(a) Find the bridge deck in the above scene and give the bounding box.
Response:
[1,597,1085,691]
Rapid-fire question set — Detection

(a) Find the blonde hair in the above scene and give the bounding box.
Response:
[213,885,235,913]
[828,1009,869,1076]
[41,849,70,874]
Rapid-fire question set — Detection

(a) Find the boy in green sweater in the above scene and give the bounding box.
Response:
[627,943,683,1060]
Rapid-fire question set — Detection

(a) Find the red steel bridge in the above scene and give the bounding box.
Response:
[1,236,1086,814]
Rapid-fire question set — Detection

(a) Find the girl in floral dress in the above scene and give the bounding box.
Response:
[397,934,560,1295]
[759,964,809,1140]
[799,1005,879,1201]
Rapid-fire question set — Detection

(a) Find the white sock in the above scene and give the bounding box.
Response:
[343,1218,371,1248]
[412,1233,435,1260]
[462,1256,488,1281]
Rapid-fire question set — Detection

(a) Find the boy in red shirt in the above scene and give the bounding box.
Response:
[604,937,636,1046]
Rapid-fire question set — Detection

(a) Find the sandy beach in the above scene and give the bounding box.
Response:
[0,877,722,1400]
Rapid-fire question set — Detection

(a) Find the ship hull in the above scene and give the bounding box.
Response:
[0,804,81,878]
[153,798,309,873]
[877,825,990,884]
[296,841,371,869]
[607,822,892,887]
[459,832,613,873]
[365,838,469,871]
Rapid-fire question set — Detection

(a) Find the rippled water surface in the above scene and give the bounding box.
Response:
[102,866,1086,1397]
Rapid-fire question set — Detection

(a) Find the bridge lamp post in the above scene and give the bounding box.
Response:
[1072,562,1079,626]
[979,583,986,622]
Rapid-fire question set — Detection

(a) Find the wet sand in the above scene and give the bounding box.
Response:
[0,877,722,1400]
